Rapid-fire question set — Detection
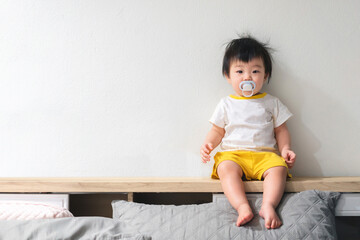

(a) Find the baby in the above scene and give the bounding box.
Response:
[201,36,296,229]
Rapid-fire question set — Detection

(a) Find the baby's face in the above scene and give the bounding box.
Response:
[225,57,268,97]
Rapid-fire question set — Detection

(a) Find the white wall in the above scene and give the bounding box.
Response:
[0,0,359,177]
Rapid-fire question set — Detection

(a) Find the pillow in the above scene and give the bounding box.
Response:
[0,201,73,220]
[112,190,340,240]
[0,217,150,240]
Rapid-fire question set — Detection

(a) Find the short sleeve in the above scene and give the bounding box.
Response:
[273,97,293,128]
[209,99,227,128]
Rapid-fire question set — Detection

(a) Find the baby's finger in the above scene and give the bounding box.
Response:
[283,154,290,162]
[200,149,210,157]
[201,155,210,163]
[205,143,213,152]
[200,149,209,157]
[286,157,295,168]
[286,159,294,167]
[204,148,211,154]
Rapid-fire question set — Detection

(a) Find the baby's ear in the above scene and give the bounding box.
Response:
[264,73,269,82]
[225,74,231,84]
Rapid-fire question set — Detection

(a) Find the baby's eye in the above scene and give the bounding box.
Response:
[236,70,243,74]
[253,70,260,73]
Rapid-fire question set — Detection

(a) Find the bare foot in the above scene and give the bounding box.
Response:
[259,203,282,229]
[236,203,254,227]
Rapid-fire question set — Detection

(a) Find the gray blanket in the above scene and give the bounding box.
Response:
[0,190,340,240]
[0,217,150,240]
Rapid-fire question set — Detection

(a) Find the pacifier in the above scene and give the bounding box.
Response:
[239,80,256,97]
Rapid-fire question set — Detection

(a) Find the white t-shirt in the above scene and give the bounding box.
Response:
[209,92,293,152]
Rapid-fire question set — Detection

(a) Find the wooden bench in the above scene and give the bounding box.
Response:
[0,177,359,216]
[0,176,359,193]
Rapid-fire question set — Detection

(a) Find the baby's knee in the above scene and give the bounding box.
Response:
[263,166,287,179]
[217,160,243,178]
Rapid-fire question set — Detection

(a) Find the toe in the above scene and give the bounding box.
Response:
[271,219,282,229]
[236,219,241,227]
[271,220,276,229]
[265,219,271,229]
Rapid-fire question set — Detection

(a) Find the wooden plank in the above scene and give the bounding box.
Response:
[0,177,359,193]
[285,177,360,192]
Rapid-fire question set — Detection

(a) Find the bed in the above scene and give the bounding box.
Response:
[0,177,358,239]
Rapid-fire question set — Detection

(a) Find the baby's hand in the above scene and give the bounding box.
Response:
[281,149,296,169]
[200,143,214,163]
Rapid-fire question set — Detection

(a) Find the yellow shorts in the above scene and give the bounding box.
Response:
[211,151,292,181]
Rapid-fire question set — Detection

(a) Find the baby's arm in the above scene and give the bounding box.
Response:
[274,123,296,169]
[200,124,225,163]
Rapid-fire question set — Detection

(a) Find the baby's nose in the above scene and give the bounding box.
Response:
[244,73,252,80]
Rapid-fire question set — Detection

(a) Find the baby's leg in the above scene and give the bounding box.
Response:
[259,166,287,229]
[217,160,253,227]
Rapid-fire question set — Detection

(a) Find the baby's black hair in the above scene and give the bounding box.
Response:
[222,36,273,81]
